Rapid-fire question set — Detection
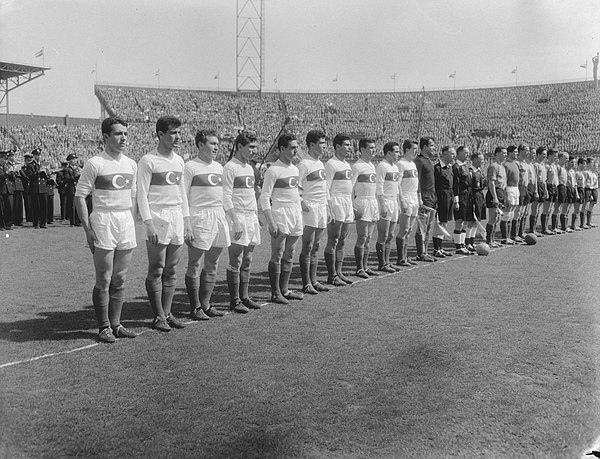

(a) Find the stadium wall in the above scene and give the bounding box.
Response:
[0,114,98,127]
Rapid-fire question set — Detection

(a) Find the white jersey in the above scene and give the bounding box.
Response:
[324,156,353,198]
[184,158,224,209]
[376,159,400,197]
[75,150,137,212]
[397,158,419,194]
[222,157,258,212]
[298,157,328,203]
[351,158,376,199]
[259,159,301,209]
[137,148,189,221]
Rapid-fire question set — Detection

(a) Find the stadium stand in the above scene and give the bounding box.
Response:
[1,80,599,166]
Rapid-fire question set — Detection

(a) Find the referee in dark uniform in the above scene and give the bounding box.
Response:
[433,146,455,258]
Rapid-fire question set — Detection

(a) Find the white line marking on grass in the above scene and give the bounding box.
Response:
[0,343,99,369]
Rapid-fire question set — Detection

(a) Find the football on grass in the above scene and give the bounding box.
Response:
[524,233,538,245]
[475,242,490,256]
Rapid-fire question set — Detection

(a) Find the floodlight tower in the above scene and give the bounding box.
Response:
[236,0,264,92]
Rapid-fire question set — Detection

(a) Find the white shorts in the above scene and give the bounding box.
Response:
[329,195,354,224]
[303,201,328,229]
[506,186,520,206]
[142,206,184,246]
[399,193,419,217]
[190,206,231,250]
[354,196,379,222]
[380,196,399,222]
[90,209,136,251]
[272,204,304,237]
[228,210,261,247]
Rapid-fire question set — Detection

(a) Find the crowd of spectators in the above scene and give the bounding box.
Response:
[1,80,599,167]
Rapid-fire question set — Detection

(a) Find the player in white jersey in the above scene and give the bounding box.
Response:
[184,130,230,321]
[395,140,421,267]
[223,131,263,312]
[74,117,138,343]
[351,138,379,279]
[585,157,598,227]
[574,158,587,230]
[541,148,559,235]
[260,134,304,304]
[375,142,401,273]
[529,147,548,236]
[324,134,355,286]
[137,116,191,332]
[298,130,332,295]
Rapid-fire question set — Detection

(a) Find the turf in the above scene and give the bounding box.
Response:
[0,220,599,458]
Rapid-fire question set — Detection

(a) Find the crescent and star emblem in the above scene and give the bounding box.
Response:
[288,177,298,187]
[345,170,352,180]
[393,172,399,181]
[165,171,179,185]
[318,169,326,180]
[207,174,221,186]
[369,173,375,183]
[112,174,126,189]
[245,176,253,188]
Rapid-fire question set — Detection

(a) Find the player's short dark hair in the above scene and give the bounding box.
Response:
[517,144,529,151]
[536,146,547,156]
[547,148,558,157]
[195,129,218,148]
[402,139,418,153]
[278,133,297,150]
[332,133,351,148]
[234,130,258,149]
[383,141,399,155]
[101,117,127,136]
[494,146,506,156]
[586,157,594,164]
[456,145,467,155]
[419,137,434,150]
[305,129,326,148]
[358,137,376,150]
[578,157,586,165]
[441,145,453,154]
[507,145,517,153]
[156,116,182,136]
[471,152,483,161]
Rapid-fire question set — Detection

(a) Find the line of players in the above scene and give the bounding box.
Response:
[74,116,599,343]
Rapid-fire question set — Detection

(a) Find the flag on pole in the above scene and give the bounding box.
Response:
[580,63,588,69]
[449,71,456,79]
[511,67,517,74]
[273,74,278,84]
[390,73,396,80]
[332,74,338,82]
[214,72,219,80]
[155,68,160,77]
[34,48,44,58]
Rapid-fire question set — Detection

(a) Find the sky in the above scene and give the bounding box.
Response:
[1,0,599,119]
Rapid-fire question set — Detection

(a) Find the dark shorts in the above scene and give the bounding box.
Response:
[557,184,567,203]
[436,189,453,223]
[585,188,593,202]
[486,187,505,209]
[421,190,437,210]
[466,191,486,222]
[592,188,598,204]
[566,186,577,204]
[453,190,471,221]
[536,182,546,203]
[577,187,585,204]
[546,183,558,203]
[518,185,529,205]
[527,182,536,201]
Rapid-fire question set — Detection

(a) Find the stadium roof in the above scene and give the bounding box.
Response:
[0,61,50,93]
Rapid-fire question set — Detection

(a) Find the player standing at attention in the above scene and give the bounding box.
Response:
[74,117,138,343]
[297,130,332,294]
[563,155,579,233]
[554,151,569,234]
[500,145,520,245]
[395,139,421,266]
[529,147,548,236]
[324,134,355,285]
[433,146,455,257]
[585,157,598,227]
[183,130,231,320]
[574,158,587,230]
[465,152,486,251]
[451,145,472,255]
[541,148,559,235]
[222,131,263,311]
[485,147,507,248]
[375,141,401,272]
[516,145,536,240]
[414,137,438,262]
[260,134,304,304]
[137,116,190,332]
[351,138,380,278]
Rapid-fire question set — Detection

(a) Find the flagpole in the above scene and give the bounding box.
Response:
[453,70,456,91]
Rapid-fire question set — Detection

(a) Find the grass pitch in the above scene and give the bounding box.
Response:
[1,219,599,458]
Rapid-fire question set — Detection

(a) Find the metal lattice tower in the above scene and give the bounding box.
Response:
[236,0,264,92]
